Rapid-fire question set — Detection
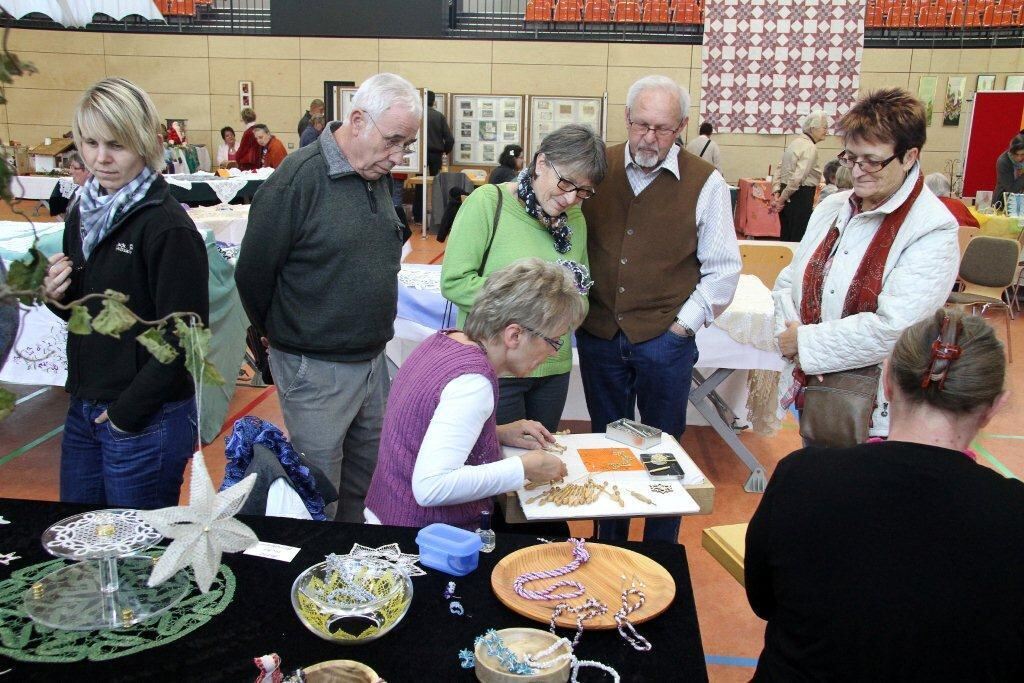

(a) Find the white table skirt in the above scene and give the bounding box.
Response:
[188,204,250,244]
[9,175,59,201]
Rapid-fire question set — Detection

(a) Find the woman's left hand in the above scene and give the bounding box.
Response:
[777,321,801,359]
[497,419,554,449]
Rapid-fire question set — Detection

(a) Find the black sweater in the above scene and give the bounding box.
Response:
[746,441,1024,682]
[47,177,209,432]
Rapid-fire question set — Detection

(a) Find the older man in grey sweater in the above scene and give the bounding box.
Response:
[236,73,422,521]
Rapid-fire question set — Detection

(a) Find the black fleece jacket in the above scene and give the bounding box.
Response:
[47,176,209,432]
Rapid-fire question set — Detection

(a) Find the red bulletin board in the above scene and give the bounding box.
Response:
[962,91,1024,198]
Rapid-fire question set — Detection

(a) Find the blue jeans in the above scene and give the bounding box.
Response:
[576,327,699,544]
[60,397,197,509]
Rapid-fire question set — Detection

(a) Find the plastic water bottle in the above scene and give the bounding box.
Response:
[475,511,495,553]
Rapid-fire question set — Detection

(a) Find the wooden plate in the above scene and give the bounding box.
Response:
[491,541,675,629]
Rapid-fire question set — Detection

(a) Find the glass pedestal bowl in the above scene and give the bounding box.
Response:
[291,556,412,644]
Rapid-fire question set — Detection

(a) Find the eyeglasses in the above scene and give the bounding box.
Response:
[836,151,899,174]
[363,111,415,155]
[548,161,596,200]
[626,112,684,140]
[519,323,564,352]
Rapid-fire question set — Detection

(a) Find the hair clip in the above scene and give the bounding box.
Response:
[921,315,962,389]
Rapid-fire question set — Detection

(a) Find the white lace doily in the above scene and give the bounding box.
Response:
[398,268,442,292]
[208,178,249,205]
[713,275,779,354]
[42,509,162,560]
[57,178,78,199]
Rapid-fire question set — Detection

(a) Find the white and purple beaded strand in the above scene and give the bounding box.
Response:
[512,538,590,601]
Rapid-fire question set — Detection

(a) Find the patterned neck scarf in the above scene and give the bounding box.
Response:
[78,166,157,260]
[515,169,572,254]
[1013,156,1024,179]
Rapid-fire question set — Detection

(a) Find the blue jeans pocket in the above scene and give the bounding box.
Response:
[106,418,161,442]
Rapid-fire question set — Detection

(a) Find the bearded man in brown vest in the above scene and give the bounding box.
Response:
[579,75,741,544]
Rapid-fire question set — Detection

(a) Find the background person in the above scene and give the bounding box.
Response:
[488,144,524,185]
[772,111,831,242]
[297,98,325,137]
[216,126,237,167]
[300,114,326,148]
[817,158,841,202]
[925,171,979,228]
[441,124,606,433]
[253,124,287,169]
[746,310,1024,681]
[47,153,89,218]
[43,77,208,509]
[685,121,721,173]
[365,259,577,529]
[235,73,422,522]
[773,88,959,444]
[412,90,455,224]
[993,130,1024,204]
[235,107,260,171]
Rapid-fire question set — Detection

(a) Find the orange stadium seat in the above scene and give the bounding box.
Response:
[525,0,553,21]
[643,0,671,22]
[583,0,612,22]
[554,0,582,21]
[614,0,641,22]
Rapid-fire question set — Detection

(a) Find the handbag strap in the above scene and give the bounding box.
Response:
[699,139,711,158]
[476,184,504,277]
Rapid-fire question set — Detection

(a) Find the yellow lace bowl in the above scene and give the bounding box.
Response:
[291,557,413,644]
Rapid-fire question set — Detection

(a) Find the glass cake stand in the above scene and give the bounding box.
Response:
[22,509,190,630]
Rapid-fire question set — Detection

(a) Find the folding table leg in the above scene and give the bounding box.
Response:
[690,369,768,493]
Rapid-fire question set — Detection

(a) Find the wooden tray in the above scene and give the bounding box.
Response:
[491,541,675,629]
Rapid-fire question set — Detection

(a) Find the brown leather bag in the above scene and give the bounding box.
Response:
[798,365,881,448]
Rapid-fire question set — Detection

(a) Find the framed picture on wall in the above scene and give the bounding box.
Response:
[239,81,253,111]
[943,77,965,126]
[918,76,938,126]
[1006,75,1024,91]
[976,75,996,92]
[450,94,525,166]
[526,96,605,159]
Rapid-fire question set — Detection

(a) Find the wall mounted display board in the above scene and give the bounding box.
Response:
[527,96,606,159]
[450,94,525,166]
[961,91,1024,198]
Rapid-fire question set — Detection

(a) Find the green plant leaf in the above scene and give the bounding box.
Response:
[92,298,136,338]
[6,246,48,306]
[201,359,225,387]
[136,328,179,364]
[0,387,14,421]
[67,304,92,335]
[174,317,212,384]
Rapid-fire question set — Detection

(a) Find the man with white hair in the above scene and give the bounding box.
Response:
[236,73,422,521]
[579,75,741,544]
[772,110,831,242]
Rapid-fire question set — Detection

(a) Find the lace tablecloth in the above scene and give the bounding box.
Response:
[164,174,251,205]
[187,204,251,244]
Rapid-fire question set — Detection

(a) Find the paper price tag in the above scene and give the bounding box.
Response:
[243,542,301,563]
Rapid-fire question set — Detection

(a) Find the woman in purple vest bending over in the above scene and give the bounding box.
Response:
[364,258,584,529]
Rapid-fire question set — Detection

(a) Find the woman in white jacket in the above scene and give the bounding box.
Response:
[773,88,960,440]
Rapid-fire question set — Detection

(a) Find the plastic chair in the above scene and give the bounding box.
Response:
[525,0,553,21]
[554,0,582,21]
[671,0,702,24]
[739,243,795,289]
[643,0,671,22]
[946,236,1018,361]
[957,225,980,259]
[614,0,641,22]
[583,0,612,21]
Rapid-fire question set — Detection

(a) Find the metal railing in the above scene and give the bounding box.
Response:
[2,0,270,34]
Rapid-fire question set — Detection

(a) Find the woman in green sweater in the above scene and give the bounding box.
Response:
[441,124,606,431]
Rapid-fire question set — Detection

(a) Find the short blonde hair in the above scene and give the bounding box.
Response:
[73,77,163,172]
[464,258,585,343]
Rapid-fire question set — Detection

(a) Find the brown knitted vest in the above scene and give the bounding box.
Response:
[582,143,714,343]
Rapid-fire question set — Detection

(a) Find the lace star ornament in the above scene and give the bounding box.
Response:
[345,542,426,577]
[0,552,20,566]
[139,450,258,593]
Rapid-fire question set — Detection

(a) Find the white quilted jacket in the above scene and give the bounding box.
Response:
[772,165,960,436]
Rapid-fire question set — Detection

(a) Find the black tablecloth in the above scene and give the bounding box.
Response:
[167,179,264,206]
[0,498,708,682]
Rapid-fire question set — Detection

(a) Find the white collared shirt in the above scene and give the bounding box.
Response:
[623,143,741,331]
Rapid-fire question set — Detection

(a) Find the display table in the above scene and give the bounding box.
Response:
[735,178,781,238]
[164,172,268,206]
[702,523,748,587]
[0,497,709,681]
[8,175,61,201]
[969,208,1023,238]
[0,222,249,444]
[390,266,783,492]
[187,204,251,244]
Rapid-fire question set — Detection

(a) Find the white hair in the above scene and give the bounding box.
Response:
[626,75,691,119]
[351,72,422,122]
[924,172,951,197]
[800,110,832,134]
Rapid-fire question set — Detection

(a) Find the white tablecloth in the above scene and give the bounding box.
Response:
[187,204,250,244]
[0,0,164,26]
[9,175,59,201]
[388,265,784,427]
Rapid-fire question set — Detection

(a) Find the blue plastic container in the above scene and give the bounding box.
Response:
[415,523,483,576]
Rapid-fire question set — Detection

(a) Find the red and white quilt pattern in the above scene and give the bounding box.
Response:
[700,0,865,134]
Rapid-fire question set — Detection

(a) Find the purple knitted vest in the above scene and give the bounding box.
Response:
[365,332,500,529]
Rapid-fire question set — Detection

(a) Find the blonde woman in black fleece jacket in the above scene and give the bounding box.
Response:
[43,78,208,509]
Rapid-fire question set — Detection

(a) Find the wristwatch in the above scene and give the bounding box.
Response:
[674,321,695,337]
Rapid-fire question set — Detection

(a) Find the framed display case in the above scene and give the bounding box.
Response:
[333,86,423,174]
[450,93,525,166]
[527,96,605,159]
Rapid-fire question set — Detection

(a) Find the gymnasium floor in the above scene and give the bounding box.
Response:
[1,208,1021,681]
